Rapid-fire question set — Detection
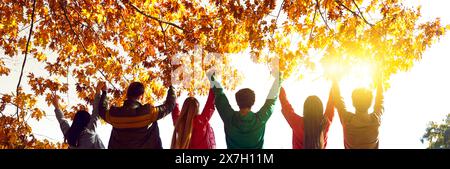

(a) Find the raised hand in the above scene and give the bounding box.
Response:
[96,81,106,93]
[51,93,60,109]
[206,68,222,88]
[280,87,287,98]
[206,68,216,82]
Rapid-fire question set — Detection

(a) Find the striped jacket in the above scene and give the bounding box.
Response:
[98,86,176,149]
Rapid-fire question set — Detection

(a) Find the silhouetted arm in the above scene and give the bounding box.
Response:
[207,70,235,122]
[213,87,235,123]
[279,87,303,129]
[146,86,177,121]
[51,94,70,135]
[98,90,108,121]
[371,80,384,123]
[199,88,216,122]
[331,81,351,124]
[86,92,101,131]
[322,88,335,147]
[54,108,70,136]
[257,78,281,123]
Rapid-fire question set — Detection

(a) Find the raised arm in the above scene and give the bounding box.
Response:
[213,87,234,122]
[331,80,351,124]
[256,76,282,124]
[199,88,216,122]
[86,82,105,131]
[322,88,335,147]
[145,85,177,122]
[98,88,109,122]
[51,94,70,135]
[371,76,384,123]
[279,87,303,129]
[323,88,335,124]
[208,71,234,122]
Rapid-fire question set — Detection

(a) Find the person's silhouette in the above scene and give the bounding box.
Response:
[332,74,384,149]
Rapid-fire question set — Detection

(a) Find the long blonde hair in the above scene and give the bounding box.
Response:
[171,97,199,149]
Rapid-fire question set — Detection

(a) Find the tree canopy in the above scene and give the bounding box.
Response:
[0,0,448,148]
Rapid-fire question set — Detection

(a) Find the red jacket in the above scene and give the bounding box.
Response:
[279,88,334,149]
[172,89,216,149]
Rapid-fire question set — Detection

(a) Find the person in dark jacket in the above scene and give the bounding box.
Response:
[98,82,176,149]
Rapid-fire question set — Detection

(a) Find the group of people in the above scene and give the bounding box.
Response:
[51,71,384,149]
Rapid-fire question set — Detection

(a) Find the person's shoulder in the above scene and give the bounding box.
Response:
[212,87,225,93]
[110,104,141,117]
[80,129,97,138]
[135,103,155,115]
[226,110,240,119]
[109,105,121,115]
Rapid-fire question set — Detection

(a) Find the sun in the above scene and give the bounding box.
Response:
[347,61,375,88]
[323,59,376,89]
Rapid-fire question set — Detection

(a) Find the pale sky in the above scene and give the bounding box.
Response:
[1,0,449,149]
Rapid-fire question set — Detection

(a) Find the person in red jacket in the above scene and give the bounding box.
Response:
[171,88,216,149]
[279,86,334,149]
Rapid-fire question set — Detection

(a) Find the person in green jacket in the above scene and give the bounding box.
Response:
[207,71,281,149]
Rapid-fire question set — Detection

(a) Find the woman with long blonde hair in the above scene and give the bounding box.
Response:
[279,86,335,149]
[171,89,216,149]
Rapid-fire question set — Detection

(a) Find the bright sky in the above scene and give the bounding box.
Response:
[1,0,449,149]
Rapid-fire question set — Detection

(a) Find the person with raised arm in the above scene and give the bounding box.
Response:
[209,71,282,149]
[51,81,106,149]
[98,82,176,149]
[332,72,384,149]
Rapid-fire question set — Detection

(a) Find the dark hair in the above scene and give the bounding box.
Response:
[303,95,324,149]
[235,88,255,109]
[127,82,145,100]
[65,110,91,147]
[351,88,373,112]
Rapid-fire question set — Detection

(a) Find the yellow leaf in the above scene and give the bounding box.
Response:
[81,9,90,18]
[35,52,47,61]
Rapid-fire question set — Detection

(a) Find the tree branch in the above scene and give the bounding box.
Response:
[266,0,285,60]
[274,0,285,26]
[351,0,374,26]
[16,0,37,119]
[58,2,81,107]
[309,5,318,39]
[18,17,45,34]
[335,0,374,27]
[125,1,185,31]
[268,0,285,38]
[317,0,331,30]
[58,1,89,54]
[159,18,168,52]
[99,70,119,90]
[59,2,120,91]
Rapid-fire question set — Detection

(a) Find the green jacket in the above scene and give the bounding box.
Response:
[213,87,278,149]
